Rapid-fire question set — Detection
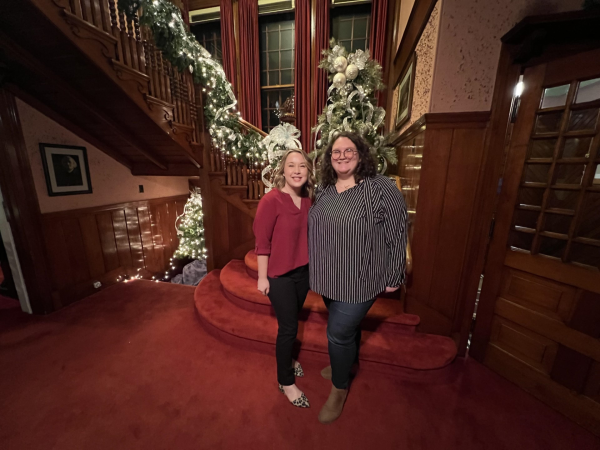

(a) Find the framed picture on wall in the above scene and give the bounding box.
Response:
[395,53,417,129]
[39,143,93,196]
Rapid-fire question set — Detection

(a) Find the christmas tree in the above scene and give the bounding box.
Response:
[312,39,396,173]
[174,187,207,261]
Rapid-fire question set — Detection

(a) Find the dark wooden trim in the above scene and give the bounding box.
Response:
[467,45,522,361]
[42,194,190,220]
[0,89,54,314]
[131,163,201,176]
[391,0,437,87]
[390,111,490,145]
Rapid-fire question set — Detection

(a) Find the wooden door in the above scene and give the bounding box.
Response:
[470,49,600,435]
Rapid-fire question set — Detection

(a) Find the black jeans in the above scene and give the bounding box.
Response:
[323,297,375,389]
[267,265,310,386]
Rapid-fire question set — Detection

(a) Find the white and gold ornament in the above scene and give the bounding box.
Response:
[333,72,347,89]
[333,55,348,73]
[345,64,358,80]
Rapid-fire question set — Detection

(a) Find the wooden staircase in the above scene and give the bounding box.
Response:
[0,0,204,176]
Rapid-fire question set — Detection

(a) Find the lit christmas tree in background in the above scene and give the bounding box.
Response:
[174,187,207,260]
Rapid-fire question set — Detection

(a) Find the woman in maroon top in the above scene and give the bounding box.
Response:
[253,149,315,408]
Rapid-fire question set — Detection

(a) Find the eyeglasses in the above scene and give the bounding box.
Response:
[331,149,357,160]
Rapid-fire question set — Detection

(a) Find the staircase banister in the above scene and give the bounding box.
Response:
[236,116,267,137]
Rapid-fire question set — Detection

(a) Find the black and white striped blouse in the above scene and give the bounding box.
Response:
[308,175,408,304]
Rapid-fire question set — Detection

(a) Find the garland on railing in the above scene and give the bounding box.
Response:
[119,0,265,164]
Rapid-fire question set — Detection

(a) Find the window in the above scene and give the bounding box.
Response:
[331,4,371,52]
[259,13,295,132]
[191,21,222,63]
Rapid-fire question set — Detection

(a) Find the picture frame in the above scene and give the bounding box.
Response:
[39,143,93,196]
[395,53,417,130]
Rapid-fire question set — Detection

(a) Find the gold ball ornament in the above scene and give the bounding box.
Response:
[345,64,358,80]
[333,56,348,73]
[333,72,347,89]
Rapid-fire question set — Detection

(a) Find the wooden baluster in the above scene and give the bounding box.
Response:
[98,0,111,32]
[81,0,94,23]
[125,15,139,71]
[142,33,152,88]
[71,0,84,19]
[108,0,124,62]
[210,147,216,172]
[181,74,190,127]
[118,9,132,67]
[155,51,165,101]
[149,42,160,98]
[226,159,232,185]
[162,55,172,104]
[248,161,255,199]
[169,68,179,122]
[133,15,146,74]
[242,163,248,188]
[237,162,243,187]
[89,0,102,28]
[232,160,238,185]
[258,162,265,198]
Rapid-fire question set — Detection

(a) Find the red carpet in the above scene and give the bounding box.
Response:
[196,253,457,378]
[0,280,598,449]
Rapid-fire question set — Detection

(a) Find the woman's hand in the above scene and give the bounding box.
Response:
[385,286,400,293]
[257,277,270,296]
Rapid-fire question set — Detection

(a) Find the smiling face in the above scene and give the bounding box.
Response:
[331,137,359,178]
[283,151,309,189]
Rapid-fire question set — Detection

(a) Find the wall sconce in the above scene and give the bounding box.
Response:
[510,78,525,123]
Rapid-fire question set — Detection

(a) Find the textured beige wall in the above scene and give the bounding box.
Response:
[16,99,192,214]
[397,0,441,134]
[429,0,583,113]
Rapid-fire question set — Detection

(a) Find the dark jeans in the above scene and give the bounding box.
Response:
[267,265,310,386]
[323,297,375,389]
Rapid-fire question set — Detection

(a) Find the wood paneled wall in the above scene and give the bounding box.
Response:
[390,112,490,352]
[41,194,188,309]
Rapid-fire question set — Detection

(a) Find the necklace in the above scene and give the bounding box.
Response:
[336,181,355,192]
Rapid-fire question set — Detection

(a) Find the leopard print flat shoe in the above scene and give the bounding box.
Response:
[278,384,310,408]
[293,361,304,378]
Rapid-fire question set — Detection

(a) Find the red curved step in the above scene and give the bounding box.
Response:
[220,260,420,334]
[195,271,457,373]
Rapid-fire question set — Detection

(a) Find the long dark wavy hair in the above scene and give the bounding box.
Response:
[319,131,378,187]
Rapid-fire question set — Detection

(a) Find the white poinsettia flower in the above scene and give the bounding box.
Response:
[348,49,369,70]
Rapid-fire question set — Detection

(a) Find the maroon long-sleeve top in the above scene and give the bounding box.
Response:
[253,188,311,278]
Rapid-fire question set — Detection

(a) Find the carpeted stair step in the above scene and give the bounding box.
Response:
[220,260,420,334]
[195,271,457,374]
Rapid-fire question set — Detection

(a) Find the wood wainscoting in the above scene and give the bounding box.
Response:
[41,194,188,309]
[389,112,491,353]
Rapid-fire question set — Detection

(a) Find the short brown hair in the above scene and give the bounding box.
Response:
[319,131,377,187]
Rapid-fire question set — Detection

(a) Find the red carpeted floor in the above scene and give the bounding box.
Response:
[0,281,598,450]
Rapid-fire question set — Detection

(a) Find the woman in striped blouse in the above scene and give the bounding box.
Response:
[308,132,408,424]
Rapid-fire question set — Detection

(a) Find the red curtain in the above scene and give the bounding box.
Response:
[369,0,389,106]
[220,0,237,97]
[238,0,262,129]
[312,0,330,143]
[294,0,311,150]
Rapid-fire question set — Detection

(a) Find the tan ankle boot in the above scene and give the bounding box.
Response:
[318,385,348,424]
[321,365,332,380]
